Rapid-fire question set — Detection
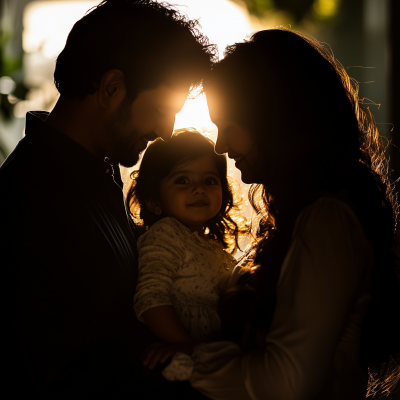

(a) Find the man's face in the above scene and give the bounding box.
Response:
[106,85,189,168]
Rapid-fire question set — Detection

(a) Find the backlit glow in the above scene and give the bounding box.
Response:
[23,0,257,131]
[23,2,98,58]
[22,0,261,235]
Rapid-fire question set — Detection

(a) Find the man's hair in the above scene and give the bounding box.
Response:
[54,0,217,100]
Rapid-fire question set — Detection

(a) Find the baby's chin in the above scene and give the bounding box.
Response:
[179,218,207,226]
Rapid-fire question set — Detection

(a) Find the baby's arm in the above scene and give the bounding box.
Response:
[141,305,193,344]
[141,305,196,369]
[134,221,196,367]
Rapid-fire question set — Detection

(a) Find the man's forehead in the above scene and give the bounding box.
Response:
[138,84,189,106]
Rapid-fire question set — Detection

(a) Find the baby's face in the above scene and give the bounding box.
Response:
[158,155,223,230]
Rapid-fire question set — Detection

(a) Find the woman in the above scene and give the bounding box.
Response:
[162,28,400,399]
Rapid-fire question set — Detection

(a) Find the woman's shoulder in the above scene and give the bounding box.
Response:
[300,196,359,220]
[294,196,367,244]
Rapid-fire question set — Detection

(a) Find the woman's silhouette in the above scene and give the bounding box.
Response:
[170,28,400,399]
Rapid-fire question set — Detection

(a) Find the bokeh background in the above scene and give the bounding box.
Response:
[1,0,399,185]
[2,0,399,243]
[0,0,399,397]
[1,0,399,172]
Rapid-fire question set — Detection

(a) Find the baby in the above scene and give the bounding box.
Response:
[127,129,246,367]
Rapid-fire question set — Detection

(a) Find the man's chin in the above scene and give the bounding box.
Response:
[110,138,150,168]
[118,144,149,168]
[118,154,141,169]
[107,150,140,169]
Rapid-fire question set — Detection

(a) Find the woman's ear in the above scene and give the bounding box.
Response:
[145,198,163,216]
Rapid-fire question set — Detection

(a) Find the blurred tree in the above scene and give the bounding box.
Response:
[231,0,342,23]
[0,0,29,121]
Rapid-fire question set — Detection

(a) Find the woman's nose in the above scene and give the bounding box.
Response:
[215,130,229,155]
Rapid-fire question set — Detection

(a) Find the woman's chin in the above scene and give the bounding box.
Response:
[240,170,258,185]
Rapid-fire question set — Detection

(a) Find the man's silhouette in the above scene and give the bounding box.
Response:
[0,0,216,397]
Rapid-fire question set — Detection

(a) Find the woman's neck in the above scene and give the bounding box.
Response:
[267,168,318,233]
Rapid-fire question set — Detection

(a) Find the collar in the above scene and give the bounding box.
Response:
[25,111,123,188]
[167,217,223,251]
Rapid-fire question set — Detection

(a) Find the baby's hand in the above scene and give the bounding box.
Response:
[142,341,195,370]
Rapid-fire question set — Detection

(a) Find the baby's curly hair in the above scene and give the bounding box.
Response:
[126,129,247,253]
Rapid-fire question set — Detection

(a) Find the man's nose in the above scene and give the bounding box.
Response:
[214,131,229,155]
[155,115,176,141]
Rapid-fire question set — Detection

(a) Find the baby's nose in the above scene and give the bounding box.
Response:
[193,184,206,194]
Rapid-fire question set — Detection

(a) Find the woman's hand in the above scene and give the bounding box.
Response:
[142,341,195,370]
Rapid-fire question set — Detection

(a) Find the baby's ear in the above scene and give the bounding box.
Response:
[145,198,163,216]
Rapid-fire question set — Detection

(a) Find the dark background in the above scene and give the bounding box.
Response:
[1,0,399,398]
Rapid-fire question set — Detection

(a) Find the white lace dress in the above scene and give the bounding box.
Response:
[134,217,237,342]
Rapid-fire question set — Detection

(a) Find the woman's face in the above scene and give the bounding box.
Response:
[210,113,262,184]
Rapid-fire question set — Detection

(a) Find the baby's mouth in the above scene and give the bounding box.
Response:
[188,200,209,207]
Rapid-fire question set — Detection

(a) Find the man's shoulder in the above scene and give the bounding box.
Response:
[0,136,80,220]
[0,134,48,185]
[1,129,85,192]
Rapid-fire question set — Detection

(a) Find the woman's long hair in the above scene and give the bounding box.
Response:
[206,28,400,396]
[126,129,247,253]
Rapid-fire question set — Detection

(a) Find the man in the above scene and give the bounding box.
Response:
[0,0,216,397]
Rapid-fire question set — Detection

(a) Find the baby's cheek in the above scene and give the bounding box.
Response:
[211,189,223,210]
[163,190,187,215]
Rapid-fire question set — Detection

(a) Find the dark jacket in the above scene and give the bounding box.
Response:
[1,112,203,399]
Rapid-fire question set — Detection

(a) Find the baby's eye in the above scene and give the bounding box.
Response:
[204,177,219,185]
[175,177,189,184]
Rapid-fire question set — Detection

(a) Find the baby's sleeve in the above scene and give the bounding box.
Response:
[134,220,185,322]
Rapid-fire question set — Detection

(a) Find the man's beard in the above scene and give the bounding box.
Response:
[105,96,144,168]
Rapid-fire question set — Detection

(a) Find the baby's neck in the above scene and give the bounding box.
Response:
[184,224,209,241]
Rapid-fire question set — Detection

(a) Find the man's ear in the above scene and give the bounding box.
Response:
[97,69,126,109]
[145,198,163,216]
